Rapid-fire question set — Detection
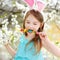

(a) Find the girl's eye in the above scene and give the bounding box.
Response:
[33,23,37,25]
[27,22,30,24]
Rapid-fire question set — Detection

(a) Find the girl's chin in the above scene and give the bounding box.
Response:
[27,32,32,35]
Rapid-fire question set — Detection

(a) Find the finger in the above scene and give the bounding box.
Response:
[37,32,46,37]
[36,32,42,35]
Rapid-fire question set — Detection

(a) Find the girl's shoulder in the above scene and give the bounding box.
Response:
[20,34,25,39]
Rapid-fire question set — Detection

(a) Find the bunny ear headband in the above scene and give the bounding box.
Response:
[24,0,46,12]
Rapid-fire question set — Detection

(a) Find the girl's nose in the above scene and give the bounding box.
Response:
[29,25,34,29]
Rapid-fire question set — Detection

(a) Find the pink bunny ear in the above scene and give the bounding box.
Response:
[37,1,45,11]
[24,0,34,7]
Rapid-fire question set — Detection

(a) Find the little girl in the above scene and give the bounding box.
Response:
[5,9,60,60]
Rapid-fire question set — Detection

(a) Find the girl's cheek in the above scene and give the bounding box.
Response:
[35,27,39,31]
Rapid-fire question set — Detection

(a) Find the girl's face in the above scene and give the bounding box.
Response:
[25,14,40,32]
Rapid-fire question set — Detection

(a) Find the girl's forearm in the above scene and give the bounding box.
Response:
[43,38,60,57]
[5,43,16,57]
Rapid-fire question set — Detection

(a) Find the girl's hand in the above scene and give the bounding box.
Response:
[37,32,48,40]
[3,40,10,46]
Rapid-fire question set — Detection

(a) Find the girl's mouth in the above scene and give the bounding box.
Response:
[27,29,34,33]
[27,29,39,36]
[27,29,39,35]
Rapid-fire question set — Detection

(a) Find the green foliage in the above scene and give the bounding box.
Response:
[55,41,59,44]
[10,34,14,44]
[0,13,8,18]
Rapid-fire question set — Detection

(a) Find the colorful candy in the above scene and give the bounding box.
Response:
[20,28,39,35]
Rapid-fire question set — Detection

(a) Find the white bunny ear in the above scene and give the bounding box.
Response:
[24,0,34,7]
[36,0,46,11]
